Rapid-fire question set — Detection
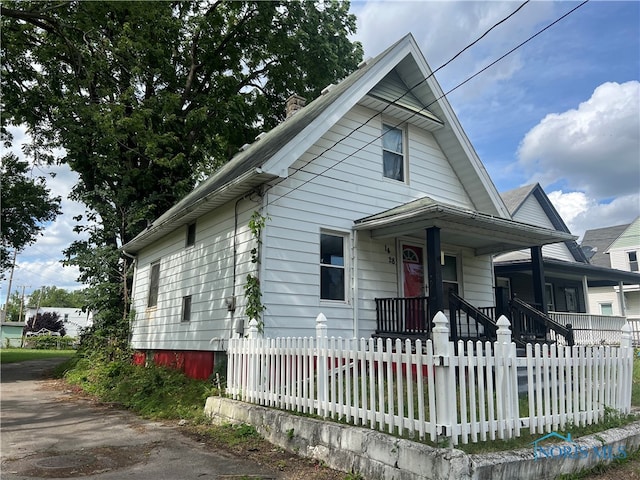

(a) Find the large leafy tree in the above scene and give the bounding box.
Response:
[0,152,61,275]
[1,1,362,326]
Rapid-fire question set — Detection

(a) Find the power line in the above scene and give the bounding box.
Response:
[266,0,589,207]
[267,1,532,205]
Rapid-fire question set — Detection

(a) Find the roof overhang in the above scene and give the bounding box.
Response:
[122,169,276,255]
[353,197,575,256]
[494,258,640,287]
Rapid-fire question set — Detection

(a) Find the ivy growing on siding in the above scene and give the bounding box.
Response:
[244,211,269,333]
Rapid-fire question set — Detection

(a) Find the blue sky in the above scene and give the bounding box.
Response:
[2,0,639,300]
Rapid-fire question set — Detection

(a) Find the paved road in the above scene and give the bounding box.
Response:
[1,358,278,479]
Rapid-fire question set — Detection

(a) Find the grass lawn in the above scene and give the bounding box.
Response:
[0,348,75,364]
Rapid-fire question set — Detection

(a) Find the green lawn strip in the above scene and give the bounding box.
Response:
[0,348,75,364]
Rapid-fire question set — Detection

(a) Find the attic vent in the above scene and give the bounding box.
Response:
[285,94,306,119]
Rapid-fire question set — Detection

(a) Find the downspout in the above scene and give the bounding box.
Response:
[352,229,359,338]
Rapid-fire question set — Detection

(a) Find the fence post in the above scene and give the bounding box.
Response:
[496,315,517,438]
[248,319,259,339]
[619,322,633,412]
[432,310,453,444]
[316,313,329,417]
[247,319,259,402]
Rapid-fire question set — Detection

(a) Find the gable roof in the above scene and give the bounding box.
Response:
[500,183,588,263]
[581,223,630,268]
[123,33,511,255]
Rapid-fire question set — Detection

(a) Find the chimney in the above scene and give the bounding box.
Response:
[285,94,306,119]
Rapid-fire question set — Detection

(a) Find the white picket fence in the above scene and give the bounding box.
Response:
[226,312,635,446]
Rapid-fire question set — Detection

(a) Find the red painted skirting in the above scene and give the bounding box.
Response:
[132,350,215,380]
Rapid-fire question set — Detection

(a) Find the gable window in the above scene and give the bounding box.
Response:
[320,233,346,301]
[628,251,638,272]
[182,295,192,322]
[186,222,196,247]
[382,123,404,181]
[147,261,160,308]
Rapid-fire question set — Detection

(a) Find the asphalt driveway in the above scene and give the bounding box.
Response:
[0,358,279,479]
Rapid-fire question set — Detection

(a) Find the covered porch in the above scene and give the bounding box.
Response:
[353,197,575,345]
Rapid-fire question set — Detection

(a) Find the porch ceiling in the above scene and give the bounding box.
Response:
[353,197,575,256]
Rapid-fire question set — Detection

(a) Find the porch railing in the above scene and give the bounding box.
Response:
[510,297,575,346]
[448,292,498,343]
[550,312,626,345]
[374,296,430,336]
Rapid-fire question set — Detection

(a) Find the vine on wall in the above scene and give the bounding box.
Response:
[244,211,268,333]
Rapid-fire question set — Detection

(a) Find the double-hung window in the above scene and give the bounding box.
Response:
[320,233,346,301]
[628,251,638,272]
[382,123,405,181]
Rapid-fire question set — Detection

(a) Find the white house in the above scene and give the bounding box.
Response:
[123,34,571,379]
[24,306,93,338]
[582,218,640,323]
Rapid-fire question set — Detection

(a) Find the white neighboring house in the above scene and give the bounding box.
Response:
[123,34,572,379]
[25,307,94,338]
[582,217,640,323]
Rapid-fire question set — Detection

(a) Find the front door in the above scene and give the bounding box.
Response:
[402,243,424,297]
[401,243,425,332]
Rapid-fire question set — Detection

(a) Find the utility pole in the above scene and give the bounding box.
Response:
[18,285,29,324]
[2,250,17,322]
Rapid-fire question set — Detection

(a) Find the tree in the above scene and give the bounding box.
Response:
[1,1,362,329]
[27,286,87,309]
[0,152,61,275]
[24,311,66,337]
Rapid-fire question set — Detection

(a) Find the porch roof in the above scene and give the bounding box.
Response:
[353,197,575,256]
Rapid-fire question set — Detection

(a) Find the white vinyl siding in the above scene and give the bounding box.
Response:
[260,105,480,339]
[130,199,258,351]
[507,194,574,262]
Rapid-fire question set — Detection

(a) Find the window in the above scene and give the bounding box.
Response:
[545,283,555,312]
[600,302,613,316]
[186,222,196,247]
[382,123,404,181]
[320,233,346,301]
[147,261,160,308]
[182,295,192,322]
[628,251,638,272]
[442,255,459,295]
[64,314,69,323]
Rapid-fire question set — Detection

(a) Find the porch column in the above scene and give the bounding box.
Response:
[582,275,590,314]
[618,281,627,317]
[426,227,444,320]
[531,246,547,314]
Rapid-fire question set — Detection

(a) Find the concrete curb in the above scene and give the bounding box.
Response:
[204,397,640,480]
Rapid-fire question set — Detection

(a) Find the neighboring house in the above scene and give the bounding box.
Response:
[1,322,24,348]
[123,34,572,379]
[494,185,640,344]
[24,307,93,338]
[582,218,640,323]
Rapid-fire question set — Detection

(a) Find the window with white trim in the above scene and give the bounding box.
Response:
[182,295,192,322]
[382,123,405,181]
[320,233,346,301]
[186,222,196,247]
[600,302,613,316]
[147,261,160,308]
[628,251,638,272]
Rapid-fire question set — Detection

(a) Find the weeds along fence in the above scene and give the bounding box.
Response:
[226,312,634,446]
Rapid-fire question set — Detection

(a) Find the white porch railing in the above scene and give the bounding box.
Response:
[226,313,634,446]
[550,312,627,345]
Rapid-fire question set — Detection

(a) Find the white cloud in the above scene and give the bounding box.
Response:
[518,81,640,199]
[548,190,640,240]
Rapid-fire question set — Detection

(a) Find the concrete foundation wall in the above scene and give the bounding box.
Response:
[204,397,640,480]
